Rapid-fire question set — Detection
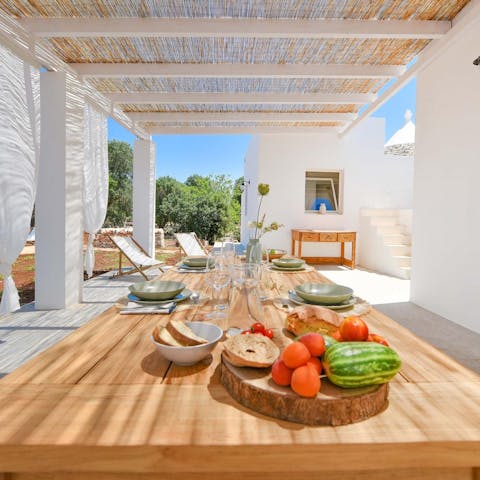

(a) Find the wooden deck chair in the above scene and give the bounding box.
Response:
[109,235,165,279]
[174,232,209,257]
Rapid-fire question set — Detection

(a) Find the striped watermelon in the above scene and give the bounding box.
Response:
[323,341,402,388]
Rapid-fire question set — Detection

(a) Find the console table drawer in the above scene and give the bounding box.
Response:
[337,233,355,242]
[319,232,338,242]
[301,232,320,242]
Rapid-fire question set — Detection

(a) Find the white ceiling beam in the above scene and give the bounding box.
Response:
[105,92,376,105]
[128,112,355,122]
[20,17,450,40]
[147,125,340,135]
[72,63,404,79]
[341,0,480,137]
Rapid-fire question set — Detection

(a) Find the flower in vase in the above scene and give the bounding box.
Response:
[249,183,283,240]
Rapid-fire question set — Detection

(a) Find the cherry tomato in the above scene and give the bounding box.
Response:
[251,322,266,334]
[263,328,274,339]
[367,333,389,346]
[339,316,369,341]
[241,330,253,335]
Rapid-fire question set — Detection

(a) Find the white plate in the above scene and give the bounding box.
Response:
[128,289,192,305]
[288,290,356,310]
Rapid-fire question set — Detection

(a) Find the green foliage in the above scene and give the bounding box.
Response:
[156,174,243,243]
[105,140,133,227]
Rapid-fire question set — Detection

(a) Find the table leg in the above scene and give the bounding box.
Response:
[340,241,345,265]
[291,237,295,256]
[351,238,356,269]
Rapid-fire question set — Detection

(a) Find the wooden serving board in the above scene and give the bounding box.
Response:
[220,354,389,426]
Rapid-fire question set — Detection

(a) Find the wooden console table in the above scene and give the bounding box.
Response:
[291,229,356,268]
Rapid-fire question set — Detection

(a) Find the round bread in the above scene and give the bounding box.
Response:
[223,334,279,368]
[286,305,342,336]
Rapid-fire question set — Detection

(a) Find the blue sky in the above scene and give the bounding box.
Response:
[107,78,416,182]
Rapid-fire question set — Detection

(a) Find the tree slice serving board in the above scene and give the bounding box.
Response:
[220,354,389,426]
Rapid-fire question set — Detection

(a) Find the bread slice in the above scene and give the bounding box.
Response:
[153,326,184,346]
[166,320,208,346]
[223,334,279,368]
[286,305,342,336]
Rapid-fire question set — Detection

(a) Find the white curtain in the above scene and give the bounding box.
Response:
[0,45,39,314]
[83,103,108,277]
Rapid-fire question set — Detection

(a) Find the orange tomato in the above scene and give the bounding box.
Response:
[271,359,293,386]
[291,364,321,398]
[299,333,326,357]
[367,333,389,346]
[306,356,322,374]
[281,342,311,369]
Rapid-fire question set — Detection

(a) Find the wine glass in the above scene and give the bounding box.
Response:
[221,236,236,266]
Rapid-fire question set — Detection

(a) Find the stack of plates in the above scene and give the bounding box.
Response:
[290,283,355,310]
[270,257,306,271]
[128,280,192,305]
[178,255,214,271]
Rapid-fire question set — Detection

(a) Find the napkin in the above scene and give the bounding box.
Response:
[120,302,176,315]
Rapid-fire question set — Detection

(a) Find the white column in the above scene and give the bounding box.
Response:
[133,138,156,257]
[35,71,85,309]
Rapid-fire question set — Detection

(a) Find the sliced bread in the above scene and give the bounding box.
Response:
[223,334,279,368]
[153,326,184,346]
[166,320,208,346]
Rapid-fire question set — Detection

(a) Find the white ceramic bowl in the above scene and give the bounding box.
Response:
[151,321,223,366]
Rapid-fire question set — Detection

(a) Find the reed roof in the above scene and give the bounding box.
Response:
[0,0,471,134]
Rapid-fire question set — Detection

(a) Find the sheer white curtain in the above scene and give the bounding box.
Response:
[0,45,39,314]
[83,103,108,277]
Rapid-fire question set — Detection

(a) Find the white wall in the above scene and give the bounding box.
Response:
[242,118,413,260]
[412,22,480,334]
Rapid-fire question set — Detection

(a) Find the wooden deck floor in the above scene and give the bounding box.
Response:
[0,266,478,377]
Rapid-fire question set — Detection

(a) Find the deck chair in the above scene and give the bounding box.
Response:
[109,235,165,280]
[174,232,209,257]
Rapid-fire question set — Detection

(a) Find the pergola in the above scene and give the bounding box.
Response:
[0,1,479,325]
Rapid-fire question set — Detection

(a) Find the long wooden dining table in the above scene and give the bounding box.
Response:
[0,265,479,480]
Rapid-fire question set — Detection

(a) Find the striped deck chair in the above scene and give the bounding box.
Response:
[109,235,165,280]
[174,232,209,257]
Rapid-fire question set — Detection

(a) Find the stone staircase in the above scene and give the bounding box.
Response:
[359,209,412,279]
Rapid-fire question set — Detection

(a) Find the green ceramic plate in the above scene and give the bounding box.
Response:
[182,256,214,268]
[294,283,353,305]
[128,280,186,300]
[128,289,192,305]
[272,257,305,269]
[270,265,306,272]
[288,290,355,310]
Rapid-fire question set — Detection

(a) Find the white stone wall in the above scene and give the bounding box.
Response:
[242,118,414,260]
[412,22,480,334]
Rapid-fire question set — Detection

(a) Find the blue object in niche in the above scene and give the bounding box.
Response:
[311,198,334,211]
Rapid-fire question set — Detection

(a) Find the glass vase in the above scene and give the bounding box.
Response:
[246,238,262,265]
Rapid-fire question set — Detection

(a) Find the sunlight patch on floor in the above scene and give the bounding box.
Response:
[314,266,410,305]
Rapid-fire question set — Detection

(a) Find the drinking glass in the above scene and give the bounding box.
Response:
[205,252,231,327]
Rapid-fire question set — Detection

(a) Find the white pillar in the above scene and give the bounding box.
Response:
[133,139,156,257]
[35,71,84,309]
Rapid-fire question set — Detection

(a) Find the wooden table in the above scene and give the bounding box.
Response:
[291,229,356,268]
[0,268,479,480]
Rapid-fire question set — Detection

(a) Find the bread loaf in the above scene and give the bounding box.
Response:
[166,320,208,346]
[223,334,279,368]
[286,305,342,336]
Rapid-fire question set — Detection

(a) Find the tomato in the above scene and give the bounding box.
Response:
[339,316,369,341]
[263,328,274,339]
[251,322,266,334]
[367,333,389,346]
[241,330,253,335]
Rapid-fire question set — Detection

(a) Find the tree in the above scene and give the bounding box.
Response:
[105,140,133,227]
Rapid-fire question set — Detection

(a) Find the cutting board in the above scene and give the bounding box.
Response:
[220,354,389,426]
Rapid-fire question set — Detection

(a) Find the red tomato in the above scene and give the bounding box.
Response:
[367,333,389,346]
[250,322,266,334]
[263,328,274,339]
[339,316,369,341]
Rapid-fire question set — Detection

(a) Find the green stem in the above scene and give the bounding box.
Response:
[255,195,264,239]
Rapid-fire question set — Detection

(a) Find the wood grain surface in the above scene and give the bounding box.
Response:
[0,268,479,480]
